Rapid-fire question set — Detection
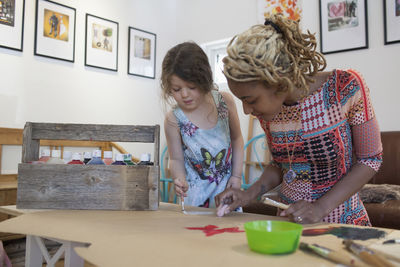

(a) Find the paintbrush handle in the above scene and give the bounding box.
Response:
[263,197,289,210]
[358,251,392,267]
[328,251,370,267]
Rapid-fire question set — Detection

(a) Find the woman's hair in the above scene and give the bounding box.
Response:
[161,42,213,105]
[223,14,326,96]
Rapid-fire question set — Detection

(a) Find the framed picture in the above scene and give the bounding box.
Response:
[383,0,400,45]
[319,0,368,54]
[34,0,76,62]
[0,0,25,51]
[128,27,156,79]
[85,14,118,71]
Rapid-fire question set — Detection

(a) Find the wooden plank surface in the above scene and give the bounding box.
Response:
[28,123,158,143]
[17,164,159,210]
[0,203,398,267]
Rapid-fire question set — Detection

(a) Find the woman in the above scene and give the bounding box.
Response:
[215,14,383,225]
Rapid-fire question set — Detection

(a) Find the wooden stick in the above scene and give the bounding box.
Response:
[368,247,400,264]
[262,197,289,210]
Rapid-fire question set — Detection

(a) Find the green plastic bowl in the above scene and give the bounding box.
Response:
[244,220,303,254]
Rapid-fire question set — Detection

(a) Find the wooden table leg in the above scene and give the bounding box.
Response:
[25,235,85,267]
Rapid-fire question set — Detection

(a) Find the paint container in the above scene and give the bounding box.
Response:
[111,153,127,165]
[123,153,135,165]
[83,152,92,165]
[137,153,153,165]
[103,151,113,165]
[68,153,84,165]
[87,150,105,165]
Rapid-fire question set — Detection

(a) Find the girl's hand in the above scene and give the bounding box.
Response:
[174,178,188,197]
[279,200,325,224]
[226,176,241,189]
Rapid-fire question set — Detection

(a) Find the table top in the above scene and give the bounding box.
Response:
[0,203,398,267]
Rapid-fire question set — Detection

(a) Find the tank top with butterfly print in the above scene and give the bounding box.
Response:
[173,90,232,208]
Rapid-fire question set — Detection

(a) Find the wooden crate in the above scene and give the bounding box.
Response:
[17,122,160,210]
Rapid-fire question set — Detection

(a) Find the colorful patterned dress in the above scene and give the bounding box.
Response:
[173,90,233,208]
[259,69,383,225]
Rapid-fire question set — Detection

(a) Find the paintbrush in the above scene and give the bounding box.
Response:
[383,239,400,245]
[366,246,400,263]
[299,242,370,267]
[343,240,396,267]
[262,196,289,210]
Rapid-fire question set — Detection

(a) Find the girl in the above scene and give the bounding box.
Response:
[215,14,383,225]
[161,42,244,208]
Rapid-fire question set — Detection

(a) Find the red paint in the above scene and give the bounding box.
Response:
[186,225,244,237]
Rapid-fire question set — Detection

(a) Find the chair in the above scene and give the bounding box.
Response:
[160,146,177,203]
[241,133,268,190]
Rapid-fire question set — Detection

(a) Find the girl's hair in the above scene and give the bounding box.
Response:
[161,42,213,105]
[223,14,326,96]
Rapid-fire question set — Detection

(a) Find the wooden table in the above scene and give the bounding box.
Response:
[0,203,399,267]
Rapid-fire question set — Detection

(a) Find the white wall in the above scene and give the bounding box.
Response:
[0,0,179,172]
[1,0,399,173]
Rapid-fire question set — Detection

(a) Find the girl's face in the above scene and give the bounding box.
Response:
[169,75,206,111]
[227,79,287,121]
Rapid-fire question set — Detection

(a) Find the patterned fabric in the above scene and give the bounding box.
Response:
[259,69,383,226]
[173,90,232,208]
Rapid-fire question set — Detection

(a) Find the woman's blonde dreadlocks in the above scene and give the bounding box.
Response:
[223,14,326,96]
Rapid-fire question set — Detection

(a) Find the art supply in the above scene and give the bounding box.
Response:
[343,239,396,267]
[180,196,214,215]
[181,196,186,214]
[46,150,65,164]
[303,226,386,241]
[63,151,72,164]
[262,196,289,210]
[68,153,84,165]
[87,150,105,165]
[367,245,400,263]
[299,242,369,267]
[383,239,400,244]
[83,152,92,165]
[103,151,113,165]
[137,153,153,165]
[111,153,126,165]
[38,149,50,162]
[123,154,135,165]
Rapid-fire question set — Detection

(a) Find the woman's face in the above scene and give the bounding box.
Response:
[227,79,287,121]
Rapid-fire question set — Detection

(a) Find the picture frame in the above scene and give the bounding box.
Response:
[0,0,25,51]
[34,0,76,62]
[128,27,156,79]
[319,0,368,54]
[383,0,400,45]
[85,14,118,71]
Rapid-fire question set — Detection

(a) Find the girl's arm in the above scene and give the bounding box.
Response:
[164,111,188,196]
[221,92,244,189]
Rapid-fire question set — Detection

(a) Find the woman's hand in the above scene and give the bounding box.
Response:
[279,200,325,224]
[226,176,241,189]
[173,178,188,197]
[215,188,249,216]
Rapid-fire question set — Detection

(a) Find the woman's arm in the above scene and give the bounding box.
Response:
[221,92,244,189]
[164,111,188,196]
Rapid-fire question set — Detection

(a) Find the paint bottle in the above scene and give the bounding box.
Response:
[123,153,135,165]
[63,151,72,164]
[83,152,92,165]
[138,153,153,165]
[103,151,113,165]
[87,150,105,165]
[38,149,51,163]
[68,153,84,165]
[46,150,65,164]
[111,153,126,165]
